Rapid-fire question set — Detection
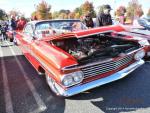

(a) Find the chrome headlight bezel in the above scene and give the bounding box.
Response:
[61,71,84,87]
[134,49,145,60]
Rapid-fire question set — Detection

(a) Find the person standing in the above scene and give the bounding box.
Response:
[9,15,17,44]
[0,24,3,44]
[17,17,27,30]
[10,15,17,31]
[1,23,8,40]
[119,14,126,25]
[96,5,112,27]
[82,12,94,28]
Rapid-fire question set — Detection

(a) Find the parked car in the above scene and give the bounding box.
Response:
[122,24,150,57]
[136,17,150,30]
[15,19,148,97]
[7,19,87,42]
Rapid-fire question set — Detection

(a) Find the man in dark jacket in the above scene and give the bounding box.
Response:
[1,22,8,40]
[10,15,17,30]
[96,5,112,27]
[0,24,3,43]
[9,15,17,44]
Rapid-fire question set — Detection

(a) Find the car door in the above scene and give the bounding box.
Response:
[21,24,34,59]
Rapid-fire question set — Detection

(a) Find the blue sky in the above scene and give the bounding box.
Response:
[0,0,149,17]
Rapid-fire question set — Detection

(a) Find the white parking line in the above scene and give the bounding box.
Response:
[6,42,47,112]
[0,46,14,113]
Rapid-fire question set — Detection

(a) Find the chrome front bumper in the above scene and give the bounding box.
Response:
[56,60,144,97]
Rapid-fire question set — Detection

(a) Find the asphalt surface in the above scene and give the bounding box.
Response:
[0,41,150,113]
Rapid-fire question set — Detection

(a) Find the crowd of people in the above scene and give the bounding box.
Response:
[0,22,8,43]
[0,4,127,44]
[0,15,27,44]
[82,4,113,28]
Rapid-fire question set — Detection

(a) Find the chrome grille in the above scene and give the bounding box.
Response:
[82,54,134,79]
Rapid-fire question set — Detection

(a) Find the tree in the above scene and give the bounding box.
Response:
[59,13,68,19]
[59,10,70,15]
[81,1,96,17]
[52,1,96,19]
[59,10,70,19]
[0,9,7,20]
[74,7,82,18]
[31,11,38,20]
[8,9,24,17]
[74,13,80,19]
[35,0,52,20]
[126,0,143,20]
[98,5,104,14]
[68,12,75,19]
[52,11,59,19]
[147,9,150,17]
[52,10,71,19]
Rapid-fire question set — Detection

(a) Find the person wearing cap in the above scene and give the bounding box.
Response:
[82,12,94,28]
[96,5,112,27]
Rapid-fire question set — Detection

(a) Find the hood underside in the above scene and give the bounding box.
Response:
[43,25,125,41]
[50,31,141,66]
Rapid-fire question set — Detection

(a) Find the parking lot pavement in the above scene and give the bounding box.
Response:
[0,41,150,113]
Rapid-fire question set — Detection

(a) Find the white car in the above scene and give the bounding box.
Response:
[137,17,150,30]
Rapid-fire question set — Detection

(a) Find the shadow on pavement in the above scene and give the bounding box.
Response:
[0,55,65,113]
[1,49,150,113]
[69,62,150,113]
[15,55,66,113]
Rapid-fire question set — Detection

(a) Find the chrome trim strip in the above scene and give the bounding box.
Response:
[83,55,132,70]
[54,59,144,97]
[62,58,113,71]
[82,55,132,71]
[82,55,134,78]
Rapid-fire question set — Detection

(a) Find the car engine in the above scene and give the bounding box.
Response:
[51,33,140,63]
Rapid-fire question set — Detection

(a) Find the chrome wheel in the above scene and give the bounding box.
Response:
[46,74,59,95]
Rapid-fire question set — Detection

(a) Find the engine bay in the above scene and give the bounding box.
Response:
[51,33,140,64]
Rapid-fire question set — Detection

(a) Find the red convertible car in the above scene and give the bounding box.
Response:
[14,19,148,97]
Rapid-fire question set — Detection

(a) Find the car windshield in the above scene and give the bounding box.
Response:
[35,20,87,31]
[34,20,87,38]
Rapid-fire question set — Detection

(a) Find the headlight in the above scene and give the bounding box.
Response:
[73,71,84,82]
[139,40,150,46]
[62,71,84,87]
[63,76,73,86]
[134,49,145,60]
